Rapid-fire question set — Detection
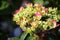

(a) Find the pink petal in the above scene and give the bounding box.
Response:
[52,20,56,23]
[52,20,57,27]
[15,6,24,13]
[15,10,19,12]
[35,12,42,17]
[39,4,43,8]
[56,24,60,27]
[19,6,24,11]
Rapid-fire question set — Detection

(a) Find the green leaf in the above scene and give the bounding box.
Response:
[0,1,9,10]
[12,37,20,40]
[44,1,49,5]
[26,35,35,40]
[19,32,28,40]
[34,0,44,4]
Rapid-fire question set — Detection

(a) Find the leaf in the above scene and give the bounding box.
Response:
[12,37,20,40]
[0,1,9,10]
[44,1,49,5]
[26,35,35,40]
[34,0,44,4]
[19,32,28,40]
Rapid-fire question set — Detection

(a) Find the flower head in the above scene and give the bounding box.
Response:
[13,3,59,34]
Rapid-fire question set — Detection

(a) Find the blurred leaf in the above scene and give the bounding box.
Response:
[26,35,35,40]
[0,1,9,10]
[12,37,20,40]
[0,33,2,35]
[57,10,60,20]
[34,0,44,4]
[44,1,49,5]
[19,32,28,40]
[48,37,54,40]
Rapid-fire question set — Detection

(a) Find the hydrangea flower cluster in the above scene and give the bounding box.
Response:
[13,3,60,34]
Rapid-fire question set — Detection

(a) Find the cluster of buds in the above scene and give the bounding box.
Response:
[13,3,60,34]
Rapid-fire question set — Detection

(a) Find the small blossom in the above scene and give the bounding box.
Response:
[38,4,43,10]
[16,21,19,24]
[45,8,48,13]
[26,28,31,33]
[31,22,38,28]
[35,12,42,17]
[52,20,57,27]
[34,3,39,8]
[19,6,24,11]
[25,3,32,7]
[30,20,35,24]
[42,10,45,13]
[33,24,38,28]
[13,14,16,16]
[52,20,56,23]
[27,27,30,29]
[20,18,23,22]
[15,10,19,12]
[15,7,24,13]
[39,4,43,8]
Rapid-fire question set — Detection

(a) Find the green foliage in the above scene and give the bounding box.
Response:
[25,35,35,40]
[19,32,28,40]
[34,0,60,10]
[43,1,49,5]
[0,1,9,10]
[11,37,20,40]
[34,0,44,4]
[11,32,35,40]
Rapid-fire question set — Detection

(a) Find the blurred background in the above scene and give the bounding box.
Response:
[0,0,60,40]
